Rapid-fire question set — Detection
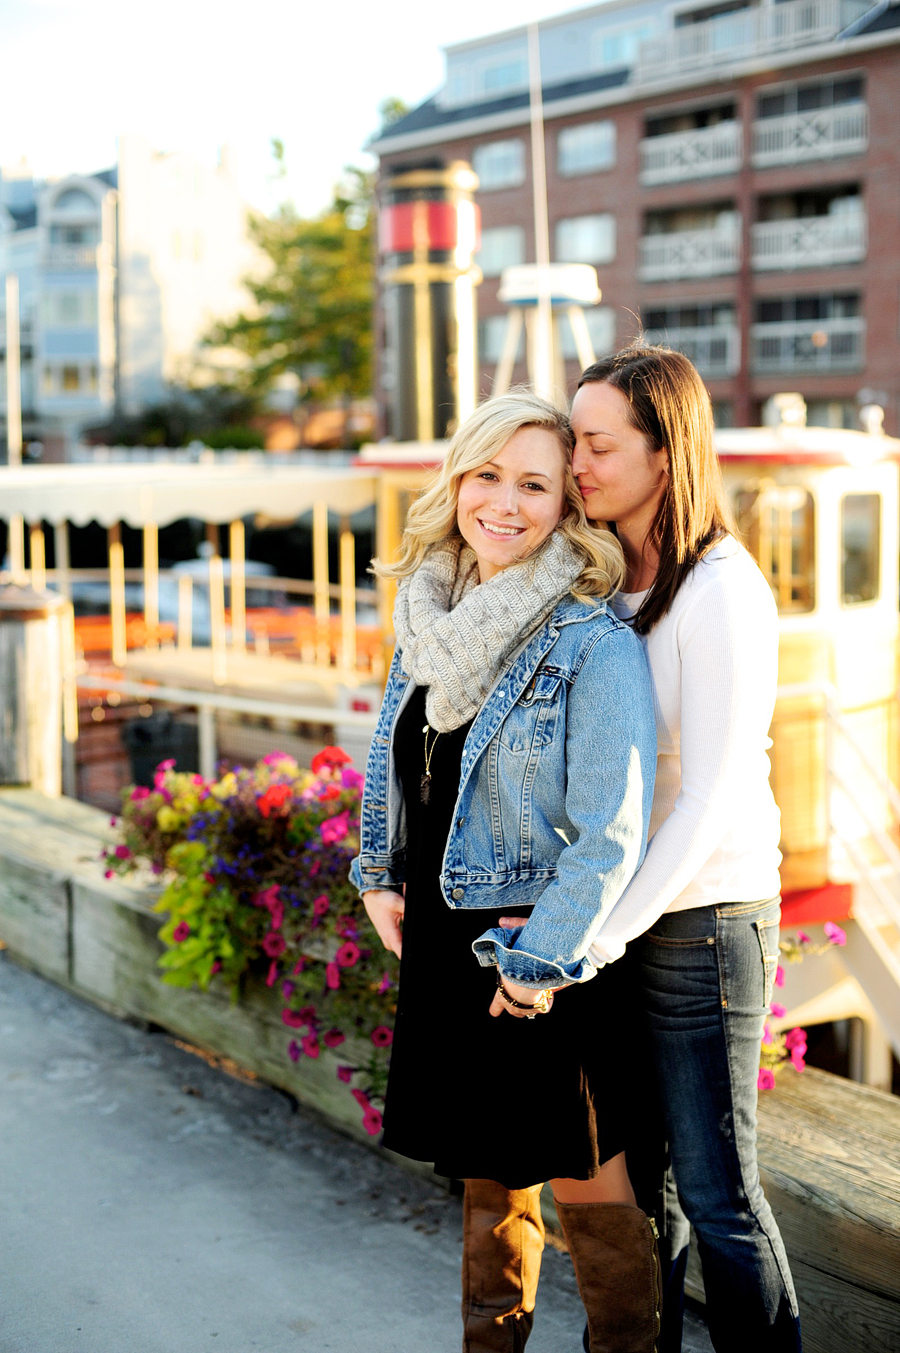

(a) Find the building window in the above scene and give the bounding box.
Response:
[559,307,616,362]
[555,214,615,264]
[473,140,525,191]
[841,493,880,606]
[478,314,524,364]
[756,75,863,120]
[736,485,815,613]
[590,22,655,71]
[61,366,81,391]
[806,399,857,429]
[558,121,616,176]
[41,291,98,326]
[49,224,98,247]
[483,60,528,94]
[477,226,525,277]
[52,188,97,213]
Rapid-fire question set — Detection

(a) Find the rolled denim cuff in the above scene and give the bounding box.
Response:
[349,853,404,898]
[472,927,596,988]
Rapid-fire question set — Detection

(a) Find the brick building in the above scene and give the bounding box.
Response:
[370,0,900,434]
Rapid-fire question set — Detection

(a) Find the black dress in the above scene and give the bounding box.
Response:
[381,684,644,1190]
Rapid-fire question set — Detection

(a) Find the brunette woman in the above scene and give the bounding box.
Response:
[350,391,661,1351]
[520,348,799,1353]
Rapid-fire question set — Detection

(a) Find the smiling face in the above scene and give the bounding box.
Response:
[570,381,669,547]
[456,425,567,582]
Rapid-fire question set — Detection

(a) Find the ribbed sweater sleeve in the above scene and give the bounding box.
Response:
[587,550,779,964]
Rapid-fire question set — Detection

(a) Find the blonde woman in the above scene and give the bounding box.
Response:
[350,392,660,1352]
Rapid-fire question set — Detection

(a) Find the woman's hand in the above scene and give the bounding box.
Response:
[490,974,551,1019]
[362,889,405,959]
[497,916,528,930]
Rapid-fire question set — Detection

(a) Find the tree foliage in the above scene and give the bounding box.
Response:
[207,167,374,403]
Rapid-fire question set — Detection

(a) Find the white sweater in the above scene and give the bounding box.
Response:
[588,536,782,966]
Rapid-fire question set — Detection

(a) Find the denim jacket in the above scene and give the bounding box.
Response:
[349,596,656,988]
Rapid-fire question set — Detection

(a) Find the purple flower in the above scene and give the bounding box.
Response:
[341,766,365,791]
[281,980,295,999]
[378,972,392,994]
[288,1040,301,1062]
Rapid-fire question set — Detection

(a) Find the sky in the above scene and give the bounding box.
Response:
[0,0,592,218]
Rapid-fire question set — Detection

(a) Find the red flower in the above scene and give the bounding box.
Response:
[258,783,293,818]
[311,746,352,775]
[336,1066,353,1083]
[282,1008,306,1028]
[301,1034,320,1059]
[326,963,340,990]
[335,941,361,969]
[371,1026,393,1048]
[362,1107,383,1136]
[318,785,341,801]
[323,1029,345,1049]
[172,922,190,943]
[262,932,286,958]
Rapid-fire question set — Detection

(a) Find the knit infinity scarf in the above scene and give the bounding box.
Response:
[393,532,584,732]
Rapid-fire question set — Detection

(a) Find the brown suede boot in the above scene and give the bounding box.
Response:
[554,1201,661,1353]
[461,1178,546,1352]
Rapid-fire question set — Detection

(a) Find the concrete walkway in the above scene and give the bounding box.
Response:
[0,955,712,1353]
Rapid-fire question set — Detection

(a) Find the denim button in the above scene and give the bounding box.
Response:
[451,887,464,900]
[707,937,715,945]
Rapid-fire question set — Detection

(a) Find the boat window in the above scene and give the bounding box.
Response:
[736,485,815,612]
[841,493,880,606]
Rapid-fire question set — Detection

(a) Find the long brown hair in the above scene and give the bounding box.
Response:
[577,346,734,633]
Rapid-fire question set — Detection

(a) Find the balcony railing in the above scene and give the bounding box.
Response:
[642,324,740,377]
[42,245,100,268]
[752,213,867,270]
[639,224,740,281]
[751,104,869,167]
[636,0,871,83]
[751,317,865,372]
[640,122,742,185]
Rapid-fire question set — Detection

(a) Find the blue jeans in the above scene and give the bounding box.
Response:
[639,898,802,1353]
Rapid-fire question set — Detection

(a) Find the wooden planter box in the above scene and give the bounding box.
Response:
[0,786,898,1352]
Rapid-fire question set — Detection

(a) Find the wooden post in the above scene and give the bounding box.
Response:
[177,575,193,651]
[0,584,65,795]
[229,519,246,654]
[339,517,357,674]
[29,523,46,592]
[209,552,227,686]
[313,500,330,666]
[143,522,159,648]
[198,705,216,781]
[53,522,71,599]
[7,516,26,583]
[108,523,127,667]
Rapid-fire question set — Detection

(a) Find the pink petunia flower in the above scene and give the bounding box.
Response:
[341,766,365,792]
[824,921,847,947]
[109,817,118,827]
[371,1026,393,1048]
[288,1040,301,1062]
[769,1002,786,1019]
[172,922,190,943]
[351,1088,370,1108]
[335,941,361,969]
[253,884,281,910]
[282,980,295,998]
[320,811,350,846]
[262,932,287,958]
[282,1008,306,1028]
[362,1107,383,1136]
[114,845,131,860]
[130,786,151,801]
[292,958,305,975]
[797,931,811,945]
[784,1027,807,1050]
[757,1068,776,1091]
[774,965,785,988]
[301,1034,320,1059]
[323,1029,345,1049]
[790,1050,807,1072]
[265,960,279,987]
[336,1066,353,1084]
[312,894,330,917]
[378,972,392,994]
[211,960,222,975]
[762,1024,773,1045]
[104,869,114,880]
[326,963,340,991]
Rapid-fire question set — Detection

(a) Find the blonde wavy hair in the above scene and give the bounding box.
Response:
[373,390,624,599]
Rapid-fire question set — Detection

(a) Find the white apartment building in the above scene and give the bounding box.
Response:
[0,135,255,446]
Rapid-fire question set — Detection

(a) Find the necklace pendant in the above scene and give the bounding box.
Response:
[420,772,432,805]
